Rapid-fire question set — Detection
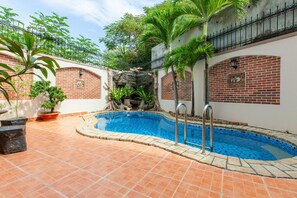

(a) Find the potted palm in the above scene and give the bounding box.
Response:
[29,81,67,120]
[1,65,33,126]
[121,87,134,107]
[0,32,59,153]
[0,32,60,125]
[0,32,60,100]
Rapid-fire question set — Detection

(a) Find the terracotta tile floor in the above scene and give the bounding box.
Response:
[1,116,297,198]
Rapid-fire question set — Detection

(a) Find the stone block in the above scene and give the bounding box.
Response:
[227,164,256,174]
[212,157,227,168]
[264,165,290,178]
[0,125,26,154]
[1,117,28,126]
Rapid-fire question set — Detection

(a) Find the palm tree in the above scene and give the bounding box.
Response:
[164,36,213,116]
[174,0,260,105]
[142,0,200,109]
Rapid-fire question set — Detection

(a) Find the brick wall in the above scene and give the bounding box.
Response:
[209,56,280,105]
[161,71,192,101]
[56,67,101,99]
[0,53,33,100]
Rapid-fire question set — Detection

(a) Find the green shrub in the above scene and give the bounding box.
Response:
[29,81,67,113]
[110,87,134,102]
[121,87,134,98]
[110,88,125,102]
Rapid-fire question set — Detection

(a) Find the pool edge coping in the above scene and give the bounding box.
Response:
[77,111,297,179]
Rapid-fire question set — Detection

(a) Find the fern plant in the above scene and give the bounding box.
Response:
[110,88,125,102]
[121,87,134,99]
[136,87,153,105]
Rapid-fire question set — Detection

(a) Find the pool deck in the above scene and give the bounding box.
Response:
[78,111,297,179]
[1,116,297,197]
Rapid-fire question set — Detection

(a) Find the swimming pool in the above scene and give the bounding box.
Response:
[95,112,297,160]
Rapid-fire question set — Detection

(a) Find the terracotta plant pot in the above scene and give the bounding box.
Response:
[39,112,60,120]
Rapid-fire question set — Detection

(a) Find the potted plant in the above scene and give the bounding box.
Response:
[121,87,134,107]
[1,65,33,126]
[110,88,125,110]
[29,81,67,120]
[0,32,59,154]
[8,65,33,117]
[0,32,60,125]
[136,87,154,110]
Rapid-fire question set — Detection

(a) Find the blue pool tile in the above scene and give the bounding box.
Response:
[95,112,297,160]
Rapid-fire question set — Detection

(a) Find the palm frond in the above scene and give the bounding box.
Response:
[172,16,202,40]
[164,35,214,74]
[141,30,165,47]
[230,0,250,17]
[142,0,189,50]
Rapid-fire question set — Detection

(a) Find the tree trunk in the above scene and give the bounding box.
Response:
[15,93,19,118]
[15,80,20,118]
[171,65,179,109]
[204,55,209,105]
[191,69,195,117]
[153,71,161,111]
[169,44,179,109]
[203,22,209,105]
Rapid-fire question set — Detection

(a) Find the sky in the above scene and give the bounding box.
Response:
[0,0,163,50]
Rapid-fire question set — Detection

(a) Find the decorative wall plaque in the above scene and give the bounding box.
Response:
[75,79,85,89]
[227,72,245,88]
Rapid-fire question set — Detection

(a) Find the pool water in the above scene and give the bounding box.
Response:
[95,112,297,160]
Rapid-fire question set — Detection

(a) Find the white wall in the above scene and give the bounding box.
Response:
[34,56,109,116]
[158,34,297,134]
[0,54,109,119]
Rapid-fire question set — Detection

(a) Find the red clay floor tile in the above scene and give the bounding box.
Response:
[0,116,297,197]
[76,179,129,198]
[50,170,100,197]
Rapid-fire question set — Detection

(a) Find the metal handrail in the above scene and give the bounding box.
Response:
[202,104,214,154]
[175,103,187,145]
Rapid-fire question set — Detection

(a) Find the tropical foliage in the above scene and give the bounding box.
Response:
[136,87,154,105]
[142,0,195,109]
[8,65,33,117]
[0,1,262,114]
[121,87,134,99]
[0,32,60,101]
[173,0,260,105]
[74,35,102,65]
[0,6,23,25]
[100,13,159,70]
[164,36,213,116]
[110,88,125,102]
[0,6,24,42]
[0,6,102,66]
[110,86,153,105]
[28,12,71,42]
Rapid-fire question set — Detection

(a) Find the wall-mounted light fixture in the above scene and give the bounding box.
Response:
[230,58,238,69]
[79,68,84,77]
